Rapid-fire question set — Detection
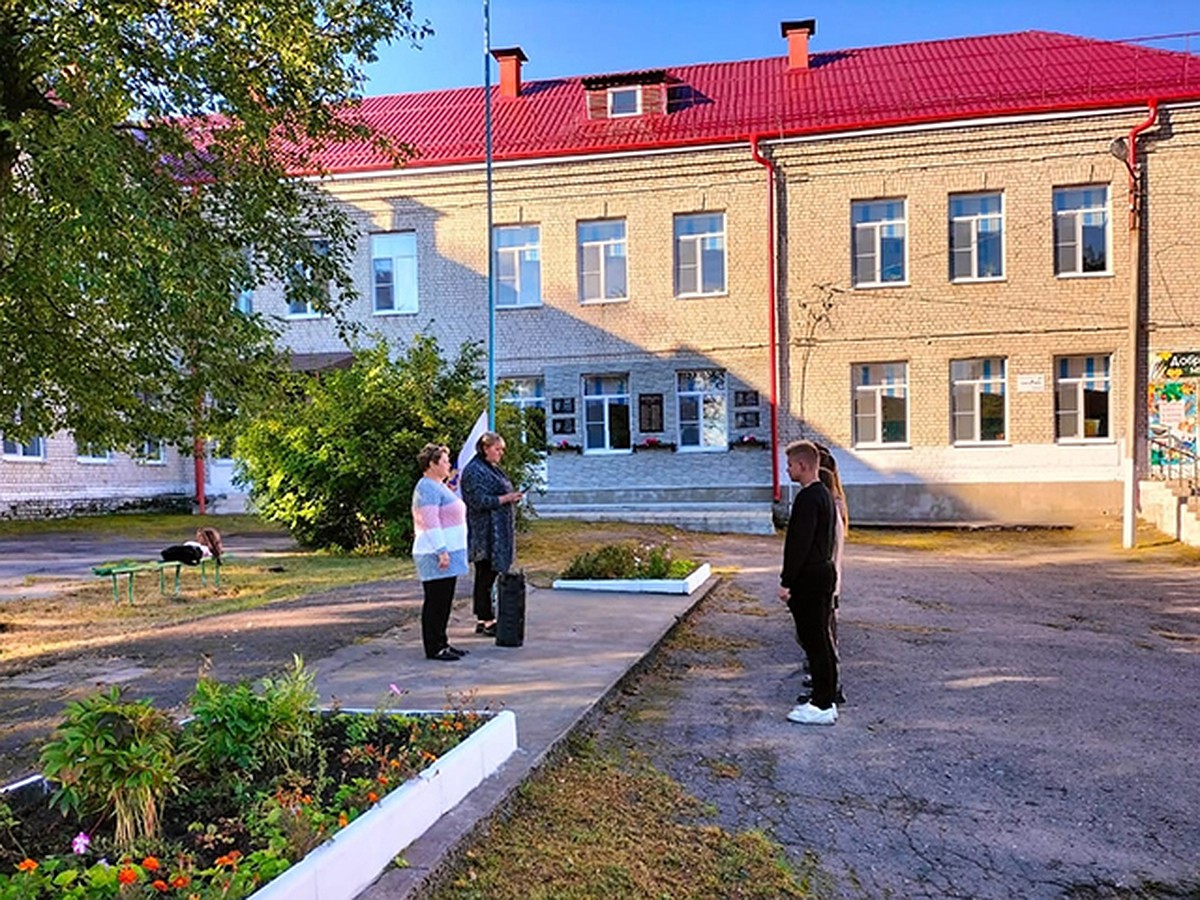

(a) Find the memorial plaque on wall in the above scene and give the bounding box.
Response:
[552,417,576,435]
[551,397,575,415]
[638,393,664,432]
[735,410,761,429]
[734,390,760,408]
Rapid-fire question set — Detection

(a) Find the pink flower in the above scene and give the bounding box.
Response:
[71,832,90,855]
[388,683,403,696]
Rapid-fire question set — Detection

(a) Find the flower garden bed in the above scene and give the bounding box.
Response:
[551,543,711,595]
[0,662,516,898]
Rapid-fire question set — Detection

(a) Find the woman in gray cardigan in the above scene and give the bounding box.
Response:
[460,431,524,636]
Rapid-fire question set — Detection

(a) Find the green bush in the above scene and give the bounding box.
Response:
[561,543,698,581]
[233,336,543,553]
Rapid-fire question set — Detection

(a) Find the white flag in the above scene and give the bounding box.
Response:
[453,410,489,494]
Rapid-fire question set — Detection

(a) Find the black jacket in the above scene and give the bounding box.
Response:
[780,481,836,591]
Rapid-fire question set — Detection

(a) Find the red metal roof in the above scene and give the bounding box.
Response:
[311,30,1200,175]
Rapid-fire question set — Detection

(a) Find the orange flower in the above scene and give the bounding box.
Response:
[366,791,378,803]
[16,858,37,872]
[142,856,161,871]
[338,812,348,827]
[378,774,389,783]
[118,866,138,885]
[172,875,191,888]
[214,850,241,868]
[152,879,170,892]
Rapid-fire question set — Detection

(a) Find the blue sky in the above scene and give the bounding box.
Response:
[364,0,1199,97]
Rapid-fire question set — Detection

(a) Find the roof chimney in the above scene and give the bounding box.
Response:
[491,47,528,98]
[780,19,816,70]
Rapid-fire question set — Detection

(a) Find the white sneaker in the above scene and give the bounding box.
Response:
[786,702,837,725]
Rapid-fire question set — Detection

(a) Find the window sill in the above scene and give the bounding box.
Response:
[679,445,729,453]
[76,458,113,465]
[497,302,544,311]
[852,281,910,290]
[1056,438,1116,445]
[373,309,419,317]
[675,291,729,300]
[580,297,630,306]
[1055,271,1113,279]
[951,276,1006,285]
[286,312,326,320]
[853,442,912,450]
[1,456,46,463]
[582,448,633,456]
[952,441,1011,448]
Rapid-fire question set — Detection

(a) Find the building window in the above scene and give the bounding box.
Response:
[494,225,541,308]
[674,212,726,296]
[136,439,166,465]
[852,199,906,286]
[502,377,546,443]
[639,394,664,433]
[235,288,254,315]
[1056,355,1111,440]
[676,369,727,450]
[76,442,112,463]
[583,375,631,452]
[608,87,640,117]
[951,358,1007,443]
[288,238,330,317]
[950,193,1004,281]
[578,219,628,302]
[2,436,45,460]
[372,231,418,314]
[1054,186,1109,275]
[853,362,909,445]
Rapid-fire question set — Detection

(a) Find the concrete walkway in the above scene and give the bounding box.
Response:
[313,579,713,898]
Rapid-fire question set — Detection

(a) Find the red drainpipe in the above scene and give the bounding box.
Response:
[1126,99,1158,227]
[749,134,781,502]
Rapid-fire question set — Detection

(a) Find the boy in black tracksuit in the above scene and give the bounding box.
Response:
[778,440,840,724]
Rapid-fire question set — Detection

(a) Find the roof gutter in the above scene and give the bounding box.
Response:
[749,134,781,502]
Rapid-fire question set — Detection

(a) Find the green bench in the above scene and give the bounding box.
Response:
[92,556,225,604]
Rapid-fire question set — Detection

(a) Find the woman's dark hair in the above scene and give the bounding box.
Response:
[475,430,504,454]
[417,442,449,472]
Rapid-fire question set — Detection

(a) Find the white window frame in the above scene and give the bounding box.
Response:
[582,374,632,454]
[288,238,331,318]
[852,199,907,287]
[608,86,641,117]
[578,219,628,303]
[371,231,418,315]
[1053,186,1111,277]
[1055,354,1113,442]
[501,377,546,444]
[2,436,46,461]
[136,439,166,465]
[674,212,727,297]
[676,369,728,451]
[951,358,1008,444]
[949,192,1005,282]
[853,362,909,447]
[494,225,542,309]
[76,442,112,464]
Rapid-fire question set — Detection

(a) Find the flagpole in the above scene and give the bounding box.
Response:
[484,0,496,429]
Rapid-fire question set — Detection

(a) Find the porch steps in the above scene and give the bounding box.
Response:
[1138,480,1200,547]
[531,501,777,535]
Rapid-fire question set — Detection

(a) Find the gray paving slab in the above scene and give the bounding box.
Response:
[311,580,713,899]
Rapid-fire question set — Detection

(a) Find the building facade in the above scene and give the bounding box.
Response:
[5,21,1199,529]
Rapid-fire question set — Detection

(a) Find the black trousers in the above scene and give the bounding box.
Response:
[421,576,456,657]
[473,559,499,621]
[786,567,839,709]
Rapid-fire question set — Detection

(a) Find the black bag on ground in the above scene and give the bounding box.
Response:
[161,544,203,565]
[495,570,526,648]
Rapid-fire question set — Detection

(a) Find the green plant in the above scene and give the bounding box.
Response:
[38,687,182,849]
[182,656,319,783]
[560,543,699,581]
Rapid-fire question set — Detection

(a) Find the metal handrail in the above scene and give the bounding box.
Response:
[1148,435,1199,495]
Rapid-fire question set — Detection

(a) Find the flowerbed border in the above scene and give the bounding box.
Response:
[551,563,711,595]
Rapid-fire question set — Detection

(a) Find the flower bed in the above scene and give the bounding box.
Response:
[0,662,516,899]
[551,543,711,595]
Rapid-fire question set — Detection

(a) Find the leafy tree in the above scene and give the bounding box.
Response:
[0,0,430,451]
[236,336,544,554]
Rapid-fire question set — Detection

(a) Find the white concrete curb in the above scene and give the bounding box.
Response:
[552,562,712,595]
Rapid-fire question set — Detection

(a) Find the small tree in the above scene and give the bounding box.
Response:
[236,336,541,553]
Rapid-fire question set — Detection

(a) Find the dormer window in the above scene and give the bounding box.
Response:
[583,69,667,120]
[608,87,641,117]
